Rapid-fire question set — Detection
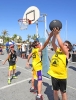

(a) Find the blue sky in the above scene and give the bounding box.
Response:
[0,0,76,44]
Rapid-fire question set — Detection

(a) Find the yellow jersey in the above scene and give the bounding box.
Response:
[32,48,42,71]
[47,48,68,79]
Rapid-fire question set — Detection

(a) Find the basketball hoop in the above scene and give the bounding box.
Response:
[18,19,32,30]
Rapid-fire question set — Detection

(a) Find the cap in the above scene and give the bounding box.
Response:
[10,44,14,48]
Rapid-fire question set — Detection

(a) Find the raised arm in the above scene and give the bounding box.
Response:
[52,35,57,52]
[53,28,68,56]
[46,29,50,36]
[39,31,53,52]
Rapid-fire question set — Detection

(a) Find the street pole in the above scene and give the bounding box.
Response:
[36,21,39,38]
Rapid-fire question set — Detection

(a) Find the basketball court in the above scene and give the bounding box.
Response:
[0,50,76,100]
[0,6,75,100]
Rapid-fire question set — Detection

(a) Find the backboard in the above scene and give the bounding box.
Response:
[23,6,40,24]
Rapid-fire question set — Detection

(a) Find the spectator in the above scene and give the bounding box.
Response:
[6,46,9,54]
[0,46,2,55]
[19,45,22,57]
[21,41,26,59]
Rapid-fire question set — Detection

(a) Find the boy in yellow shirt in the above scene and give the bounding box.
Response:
[47,28,72,100]
[27,32,53,100]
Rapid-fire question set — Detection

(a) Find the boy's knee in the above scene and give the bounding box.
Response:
[37,70,42,81]
[61,90,66,93]
[38,76,42,81]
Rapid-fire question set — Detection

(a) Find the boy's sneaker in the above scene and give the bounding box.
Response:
[8,79,11,84]
[30,87,35,92]
[12,76,17,79]
[30,87,38,93]
[34,87,38,93]
[36,95,43,100]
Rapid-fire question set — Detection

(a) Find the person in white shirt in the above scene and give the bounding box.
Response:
[21,41,26,59]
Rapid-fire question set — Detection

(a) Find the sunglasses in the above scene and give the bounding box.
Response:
[64,43,68,47]
[10,46,14,48]
[36,43,40,45]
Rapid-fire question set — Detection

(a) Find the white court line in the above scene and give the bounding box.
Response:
[17,66,32,73]
[67,86,76,91]
[1,59,76,91]
[0,59,50,80]
[0,78,31,90]
[70,62,76,64]
[0,66,8,69]
[0,59,4,61]
[17,66,51,80]
[17,66,76,91]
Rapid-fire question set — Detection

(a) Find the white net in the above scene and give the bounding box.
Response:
[18,19,29,30]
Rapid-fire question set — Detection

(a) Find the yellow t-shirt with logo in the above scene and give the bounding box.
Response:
[47,48,68,79]
[32,48,42,71]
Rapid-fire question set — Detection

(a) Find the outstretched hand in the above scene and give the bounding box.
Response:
[2,61,5,65]
[53,27,60,36]
[26,62,30,68]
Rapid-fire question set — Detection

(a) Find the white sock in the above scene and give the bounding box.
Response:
[8,77,10,80]
[38,94,41,96]
[31,87,34,89]
[13,74,15,76]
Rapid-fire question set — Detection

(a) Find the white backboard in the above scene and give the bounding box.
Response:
[23,6,40,24]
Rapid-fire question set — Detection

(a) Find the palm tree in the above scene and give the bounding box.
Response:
[31,34,37,41]
[16,36,22,43]
[5,37,10,42]
[27,34,31,42]
[12,34,17,38]
[12,34,17,42]
[18,36,22,43]
[1,30,8,45]
[0,35,2,38]
[2,30,8,36]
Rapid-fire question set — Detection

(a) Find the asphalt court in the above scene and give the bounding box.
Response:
[0,63,53,100]
[0,51,76,100]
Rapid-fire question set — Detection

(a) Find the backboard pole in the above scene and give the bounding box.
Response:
[44,14,47,39]
[36,21,39,38]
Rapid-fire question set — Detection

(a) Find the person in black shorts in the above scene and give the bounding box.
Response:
[3,44,18,84]
[47,28,72,100]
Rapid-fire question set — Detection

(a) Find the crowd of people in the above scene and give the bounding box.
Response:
[1,28,73,100]
[5,41,32,59]
[18,41,32,59]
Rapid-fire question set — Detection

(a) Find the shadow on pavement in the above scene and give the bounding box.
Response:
[43,82,54,100]
[15,71,21,76]
[69,66,76,71]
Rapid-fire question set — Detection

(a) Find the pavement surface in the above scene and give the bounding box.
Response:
[0,50,76,100]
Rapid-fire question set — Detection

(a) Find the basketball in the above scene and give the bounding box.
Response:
[49,20,62,31]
